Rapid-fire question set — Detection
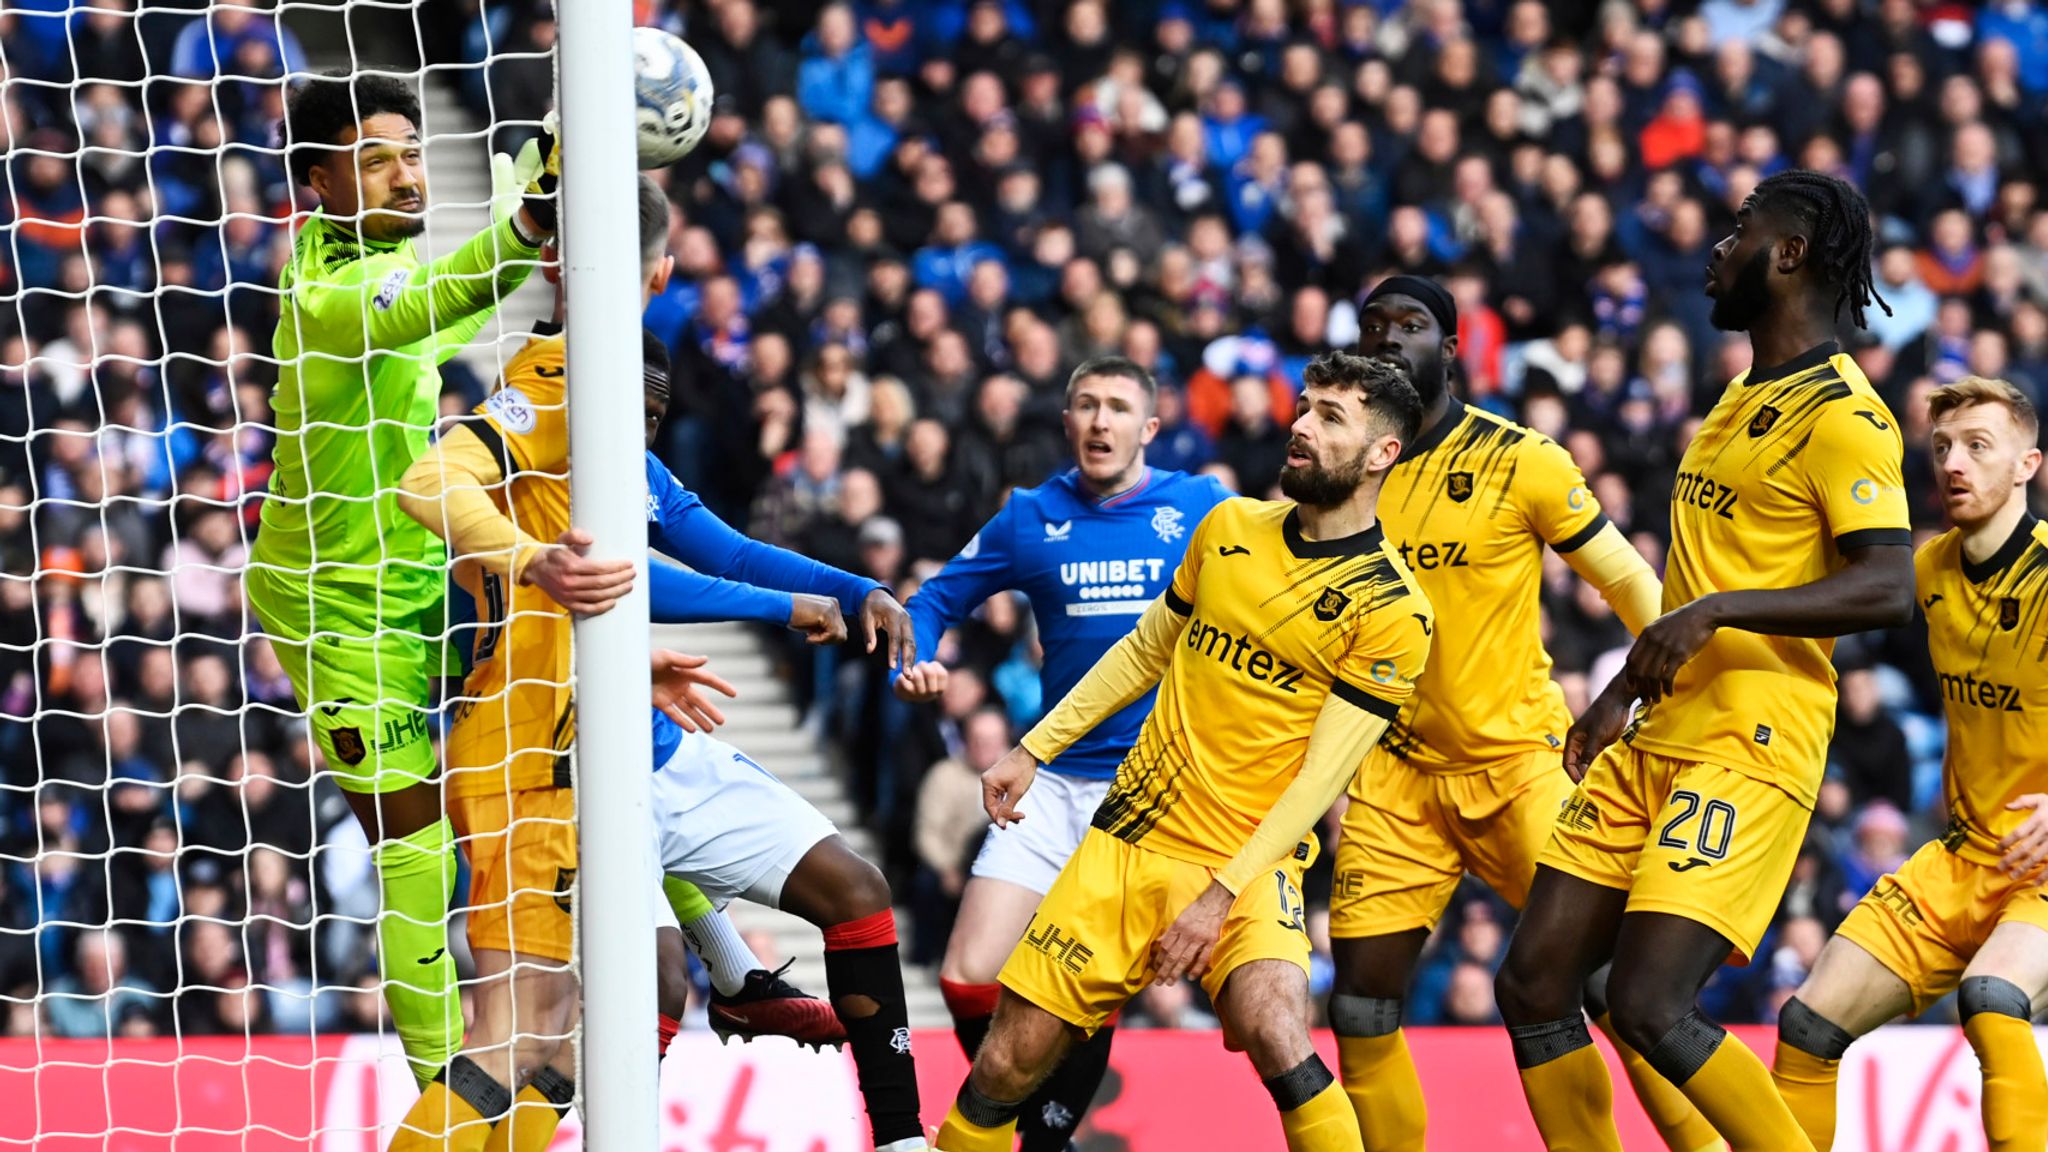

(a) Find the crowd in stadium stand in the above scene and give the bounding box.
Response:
[4,0,2048,1040]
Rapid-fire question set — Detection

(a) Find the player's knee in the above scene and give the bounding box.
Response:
[1494,947,1570,1024]
[817,857,892,925]
[1604,969,1692,1062]
[1231,1002,1315,1078]
[1778,996,1855,1060]
[1959,975,2033,1023]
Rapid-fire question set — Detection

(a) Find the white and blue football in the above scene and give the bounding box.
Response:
[633,26,713,168]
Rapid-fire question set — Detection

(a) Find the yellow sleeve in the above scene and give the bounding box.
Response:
[1805,400,1912,550]
[1558,521,1663,635]
[1521,436,1606,550]
[1215,698,1390,894]
[396,425,548,582]
[1331,585,1432,723]
[1020,594,1190,764]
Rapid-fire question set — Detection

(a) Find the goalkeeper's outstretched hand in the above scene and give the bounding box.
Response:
[491,110,560,239]
[651,650,737,733]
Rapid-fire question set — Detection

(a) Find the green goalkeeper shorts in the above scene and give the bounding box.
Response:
[247,566,454,795]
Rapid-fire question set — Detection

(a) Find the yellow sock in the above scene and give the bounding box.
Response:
[1965,1012,2048,1151]
[1336,1032,1426,1151]
[1675,1035,1814,1152]
[1279,1079,1364,1152]
[1769,1041,1841,1151]
[1595,1011,1724,1152]
[934,1100,1017,1152]
[387,1080,493,1152]
[481,1085,566,1152]
[1518,1043,1623,1152]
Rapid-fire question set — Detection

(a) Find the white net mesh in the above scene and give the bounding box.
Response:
[0,2,567,1143]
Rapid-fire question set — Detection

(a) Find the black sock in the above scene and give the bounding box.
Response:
[824,914,922,1147]
[1017,1022,1115,1151]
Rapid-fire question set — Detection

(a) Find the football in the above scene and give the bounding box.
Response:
[633,26,714,168]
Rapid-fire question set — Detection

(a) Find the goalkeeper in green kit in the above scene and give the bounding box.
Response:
[247,70,559,1085]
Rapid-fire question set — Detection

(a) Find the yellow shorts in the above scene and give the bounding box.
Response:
[1837,841,2048,1015]
[1331,748,1570,937]
[450,786,577,963]
[999,828,1314,1034]
[1538,743,1811,963]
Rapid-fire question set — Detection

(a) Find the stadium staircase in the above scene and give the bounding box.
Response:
[404,76,950,1027]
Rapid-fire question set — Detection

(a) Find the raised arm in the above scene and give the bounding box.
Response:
[293,215,541,359]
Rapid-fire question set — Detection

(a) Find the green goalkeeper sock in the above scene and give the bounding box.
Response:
[375,817,462,1087]
[665,876,764,997]
[664,875,716,922]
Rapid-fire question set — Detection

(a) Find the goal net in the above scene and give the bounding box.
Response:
[0,2,586,1145]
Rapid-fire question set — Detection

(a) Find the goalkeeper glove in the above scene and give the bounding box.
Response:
[491,110,560,241]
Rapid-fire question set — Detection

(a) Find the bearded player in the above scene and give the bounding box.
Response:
[936,352,1431,1152]
[1331,275,1719,1152]
[1771,376,2048,1151]
[895,355,1228,1151]
[246,70,555,1084]
[1492,169,1914,1152]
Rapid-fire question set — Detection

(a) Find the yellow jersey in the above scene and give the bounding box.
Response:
[1376,401,1607,770]
[1091,498,1433,867]
[443,334,574,798]
[1625,343,1910,805]
[1918,518,2048,865]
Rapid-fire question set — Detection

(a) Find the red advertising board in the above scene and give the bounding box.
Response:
[0,1026,2016,1150]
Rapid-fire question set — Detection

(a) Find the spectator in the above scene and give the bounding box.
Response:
[1832,664,1915,814]
[797,4,876,126]
[909,706,1004,963]
[45,928,159,1038]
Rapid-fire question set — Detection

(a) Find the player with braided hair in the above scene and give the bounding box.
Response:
[1733,169,1891,331]
[1493,170,1915,1151]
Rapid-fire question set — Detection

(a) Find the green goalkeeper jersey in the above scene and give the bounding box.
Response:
[252,209,542,617]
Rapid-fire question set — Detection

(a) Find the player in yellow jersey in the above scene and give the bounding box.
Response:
[934,352,1433,1152]
[1770,376,2048,1151]
[1492,169,1916,1152]
[1330,276,1719,1152]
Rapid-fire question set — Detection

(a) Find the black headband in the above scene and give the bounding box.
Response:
[1362,275,1457,336]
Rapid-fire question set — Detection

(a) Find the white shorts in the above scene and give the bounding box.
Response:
[969,771,1112,895]
[649,732,837,910]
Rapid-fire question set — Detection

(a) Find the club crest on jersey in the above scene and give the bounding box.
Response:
[1748,406,1781,437]
[1446,471,1474,502]
[1152,505,1186,543]
[329,726,366,766]
[1313,586,1351,622]
[2001,597,2021,631]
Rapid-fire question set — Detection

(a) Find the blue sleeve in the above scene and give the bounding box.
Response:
[901,499,1020,666]
[648,560,792,626]
[645,455,882,613]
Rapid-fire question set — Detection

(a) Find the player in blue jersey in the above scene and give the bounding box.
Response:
[895,355,1230,1150]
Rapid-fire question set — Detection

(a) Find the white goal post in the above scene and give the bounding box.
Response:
[554,1,658,1149]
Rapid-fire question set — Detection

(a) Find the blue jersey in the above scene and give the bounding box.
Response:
[641,453,883,766]
[904,468,1232,780]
